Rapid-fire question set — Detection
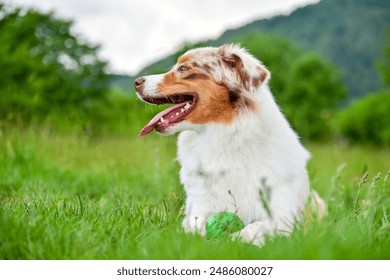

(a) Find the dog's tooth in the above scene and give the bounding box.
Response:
[160,117,164,122]
[176,112,179,116]
[184,102,191,110]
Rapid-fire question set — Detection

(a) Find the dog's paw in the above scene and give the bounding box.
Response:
[182,215,207,236]
[232,221,273,247]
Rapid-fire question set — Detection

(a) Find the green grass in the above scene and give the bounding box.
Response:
[0,127,389,259]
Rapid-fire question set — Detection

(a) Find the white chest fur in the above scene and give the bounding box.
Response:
[177,86,310,239]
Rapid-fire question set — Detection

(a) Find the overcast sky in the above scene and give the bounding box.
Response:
[10,0,319,75]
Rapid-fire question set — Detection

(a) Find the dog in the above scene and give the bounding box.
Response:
[135,44,325,246]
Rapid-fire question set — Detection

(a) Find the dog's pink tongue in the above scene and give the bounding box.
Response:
[139,124,155,137]
[139,110,166,136]
[139,102,188,136]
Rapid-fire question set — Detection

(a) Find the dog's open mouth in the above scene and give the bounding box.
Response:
[139,93,198,136]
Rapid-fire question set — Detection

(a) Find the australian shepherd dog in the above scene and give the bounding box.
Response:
[135,44,324,246]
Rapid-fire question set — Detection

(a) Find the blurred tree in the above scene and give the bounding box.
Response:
[335,26,390,146]
[377,28,390,88]
[337,91,390,145]
[284,54,346,140]
[0,4,108,119]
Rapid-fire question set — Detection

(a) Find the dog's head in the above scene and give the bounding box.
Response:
[135,44,270,136]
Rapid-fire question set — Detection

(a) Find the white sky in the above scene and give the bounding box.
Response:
[10,0,319,75]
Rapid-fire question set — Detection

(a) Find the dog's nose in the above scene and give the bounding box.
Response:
[134,77,145,91]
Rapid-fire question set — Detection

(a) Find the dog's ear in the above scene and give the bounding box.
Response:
[219,44,270,92]
[221,52,242,69]
[253,64,271,89]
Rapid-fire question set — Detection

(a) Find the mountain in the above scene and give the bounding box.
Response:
[109,74,134,92]
[130,0,390,100]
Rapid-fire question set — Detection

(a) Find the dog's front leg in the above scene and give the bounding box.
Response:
[182,214,208,236]
[234,217,295,246]
[181,192,212,236]
[233,221,276,247]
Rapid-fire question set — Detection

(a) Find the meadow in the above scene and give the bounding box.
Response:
[1,0,389,261]
[0,126,389,260]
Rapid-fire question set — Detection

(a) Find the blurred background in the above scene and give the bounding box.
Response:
[1,0,389,142]
[1,0,390,260]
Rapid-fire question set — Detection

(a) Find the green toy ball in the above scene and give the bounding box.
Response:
[206,212,245,239]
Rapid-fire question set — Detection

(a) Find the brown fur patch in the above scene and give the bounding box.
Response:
[228,89,241,105]
[243,97,257,111]
[257,66,270,83]
[184,73,209,80]
[178,54,192,64]
[238,66,250,90]
[201,63,212,72]
[218,44,229,58]
[226,87,257,111]
[252,76,261,89]
[156,71,235,125]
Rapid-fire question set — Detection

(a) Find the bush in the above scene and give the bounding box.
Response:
[336,91,390,145]
[0,5,108,120]
[284,54,346,140]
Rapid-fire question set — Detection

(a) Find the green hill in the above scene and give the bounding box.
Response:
[133,0,390,100]
[109,74,134,92]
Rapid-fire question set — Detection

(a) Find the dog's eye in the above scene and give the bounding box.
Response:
[178,65,189,72]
